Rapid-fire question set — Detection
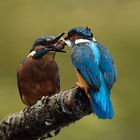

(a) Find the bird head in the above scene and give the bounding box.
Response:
[66,26,93,40]
[31,33,66,52]
[28,33,66,59]
[59,26,94,47]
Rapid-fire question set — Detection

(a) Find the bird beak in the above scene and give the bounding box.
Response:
[46,47,67,53]
[50,32,65,44]
[48,32,68,53]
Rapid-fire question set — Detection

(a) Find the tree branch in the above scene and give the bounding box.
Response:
[0,87,92,140]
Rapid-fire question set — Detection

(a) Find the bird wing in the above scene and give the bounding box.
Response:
[71,44,101,90]
[96,42,118,88]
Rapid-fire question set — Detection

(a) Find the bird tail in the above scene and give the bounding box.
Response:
[90,86,114,119]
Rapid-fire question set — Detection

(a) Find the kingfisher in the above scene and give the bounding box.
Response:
[62,27,118,119]
[17,33,66,106]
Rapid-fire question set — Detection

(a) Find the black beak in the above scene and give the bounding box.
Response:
[50,32,65,44]
[47,48,67,53]
[43,32,65,47]
[46,32,67,53]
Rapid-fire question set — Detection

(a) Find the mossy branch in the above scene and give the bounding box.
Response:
[0,88,92,140]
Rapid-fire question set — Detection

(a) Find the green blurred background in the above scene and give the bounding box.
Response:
[0,0,140,139]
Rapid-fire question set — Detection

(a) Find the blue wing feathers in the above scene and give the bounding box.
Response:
[96,42,118,87]
[90,74,114,119]
[72,45,101,89]
[71,41,116,119]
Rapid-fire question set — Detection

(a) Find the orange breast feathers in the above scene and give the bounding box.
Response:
[76,71,90,98]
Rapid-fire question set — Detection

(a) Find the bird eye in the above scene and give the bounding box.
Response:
[42,41,46,45]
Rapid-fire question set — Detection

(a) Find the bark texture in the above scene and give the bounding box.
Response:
[0,87,92,140]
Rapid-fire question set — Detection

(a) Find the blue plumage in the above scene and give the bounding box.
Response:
[65,27,117,119]
[67,26,93,40]
[96,42,118,88]
[72,44,101,89]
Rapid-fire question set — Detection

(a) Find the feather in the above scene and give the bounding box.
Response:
[71,40,115,119]
[96,42,118,88]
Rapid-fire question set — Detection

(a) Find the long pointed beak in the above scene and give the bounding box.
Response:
[44,32,66,50]
[48,32,67,52]
[51,32,65,44]
[47,48,67,53]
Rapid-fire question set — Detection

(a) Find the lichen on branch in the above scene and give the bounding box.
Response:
[0,87,92,140]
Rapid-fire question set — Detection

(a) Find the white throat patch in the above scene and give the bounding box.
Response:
[27,51,36,57]
[75,37,96,44]
[75,39,90,44]
[61,37,96,47]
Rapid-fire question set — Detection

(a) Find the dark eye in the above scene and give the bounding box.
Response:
[41,40,46,45]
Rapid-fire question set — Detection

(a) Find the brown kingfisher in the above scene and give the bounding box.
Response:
[17,33,66,106]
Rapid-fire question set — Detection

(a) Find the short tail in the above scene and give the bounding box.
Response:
[90,87,114,119]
